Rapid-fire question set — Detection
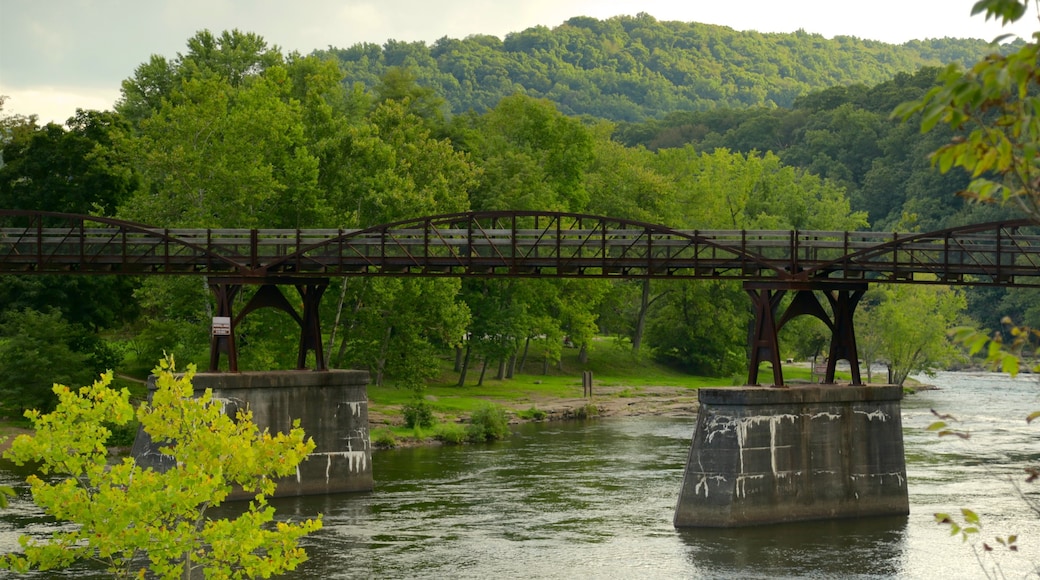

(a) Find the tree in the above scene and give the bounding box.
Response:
[0,309,108,416]
[0,107,141,332]
[894,0,1040,221]
[0,109,137,216]
[460,94,594,212]
[859,285,967,386]
[894,2,1040,570]
[0,356,321,578]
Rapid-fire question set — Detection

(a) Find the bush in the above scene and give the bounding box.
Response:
[518,406,547,421]
[466,404,510,442]
[574,403,599,419]
[433,422,467,445]
[371,427,398,449]
[0,358,321,578]
[402,398,435,429]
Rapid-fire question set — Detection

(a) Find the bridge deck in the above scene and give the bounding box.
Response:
[1,211,1038,287]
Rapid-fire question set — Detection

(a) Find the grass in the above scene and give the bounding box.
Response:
[368,338,733,415]
[367,339,869,438]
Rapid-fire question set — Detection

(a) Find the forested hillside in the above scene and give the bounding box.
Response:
[321,13,1014,120]
[0,14,1034,413]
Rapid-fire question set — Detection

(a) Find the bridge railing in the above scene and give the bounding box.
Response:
[2,212,1038,286]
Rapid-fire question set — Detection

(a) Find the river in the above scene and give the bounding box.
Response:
[3,371,1040,578]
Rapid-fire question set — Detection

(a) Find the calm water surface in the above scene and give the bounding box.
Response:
[3,371,1040,579]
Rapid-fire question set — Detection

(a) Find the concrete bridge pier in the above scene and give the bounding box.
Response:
[131,369,373,498]
[674,383,908,527]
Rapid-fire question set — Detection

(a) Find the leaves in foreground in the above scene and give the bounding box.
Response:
[0,356,322,579]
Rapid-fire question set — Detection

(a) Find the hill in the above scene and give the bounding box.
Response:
[319,13,1015,121]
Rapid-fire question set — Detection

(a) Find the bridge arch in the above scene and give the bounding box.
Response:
[263,211,792,280]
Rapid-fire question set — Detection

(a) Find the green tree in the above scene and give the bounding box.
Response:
[331,277,468,388]
[894,1,1040,221]
[0,357,321,578]
[0,109,137,215]
[644,280,747,377]
[859,284,967,386]
[118,71,323,229]
[0,309,109,416]
[0,107,141,331]
[460,94,594,212]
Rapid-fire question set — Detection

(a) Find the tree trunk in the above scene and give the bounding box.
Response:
[374,325,392,387]
[333,296,364,368]
[578,343,588,364]
[477,357,488,386]
[506,353,516,379]
[496,356,507,380]
[543,355,549,375]
[633,279,651,353]
[454,345,464,372]
[325,280,350,368]
[518,336,531,372]
[457,343,471,387]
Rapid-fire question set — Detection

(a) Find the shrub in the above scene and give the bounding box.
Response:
[0,357,322,578]
[518,406,547,421]
[371,427,398,449]
[402,398,435,429]
[433,422,467,445]
[466,404,510,442]
[574,403,600,419]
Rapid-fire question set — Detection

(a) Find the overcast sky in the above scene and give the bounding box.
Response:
[2,0,1038,124]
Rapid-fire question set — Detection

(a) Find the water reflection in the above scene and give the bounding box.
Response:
[678,516,909,579]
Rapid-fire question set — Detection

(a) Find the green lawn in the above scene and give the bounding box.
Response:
[368,338,795,419]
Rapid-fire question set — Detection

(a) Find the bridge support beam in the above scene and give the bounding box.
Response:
[208,278,329,373]
[745,281,867,386]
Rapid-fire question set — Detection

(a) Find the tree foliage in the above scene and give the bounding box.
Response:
[895,1,1040,221]
[4,17,1020,386]
[856,285,967,386]
[0,309,115,416]
[323,15,1009,120]
[0,357,321,578]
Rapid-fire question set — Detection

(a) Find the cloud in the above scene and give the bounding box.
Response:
[1,85,120,125]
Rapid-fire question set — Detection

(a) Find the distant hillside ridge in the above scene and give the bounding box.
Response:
[318,13,1016,122]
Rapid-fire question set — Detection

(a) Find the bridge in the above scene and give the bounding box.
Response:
[3,209,1039,385]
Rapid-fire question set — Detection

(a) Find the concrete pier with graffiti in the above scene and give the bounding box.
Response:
[674,384,908,527]
[131,370,373,498]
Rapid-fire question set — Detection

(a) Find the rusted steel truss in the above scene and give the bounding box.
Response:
[2,210,1038,375]
[3,210,1038,286]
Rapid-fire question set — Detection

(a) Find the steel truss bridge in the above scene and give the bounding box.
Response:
[3,210,1038,385]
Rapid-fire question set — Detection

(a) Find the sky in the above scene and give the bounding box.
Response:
[1,0,1038,124]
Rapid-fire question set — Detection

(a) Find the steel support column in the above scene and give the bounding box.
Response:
[822,287,866,385]
[209,277,330,372]
[209,282,242,372]
[296,282,328,371]
[746,286,786,386]
[745,281,868,387]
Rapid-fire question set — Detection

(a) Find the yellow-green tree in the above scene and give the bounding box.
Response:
[895,1,1039,221]
[0,357,321,579]
[857,285,967,386]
